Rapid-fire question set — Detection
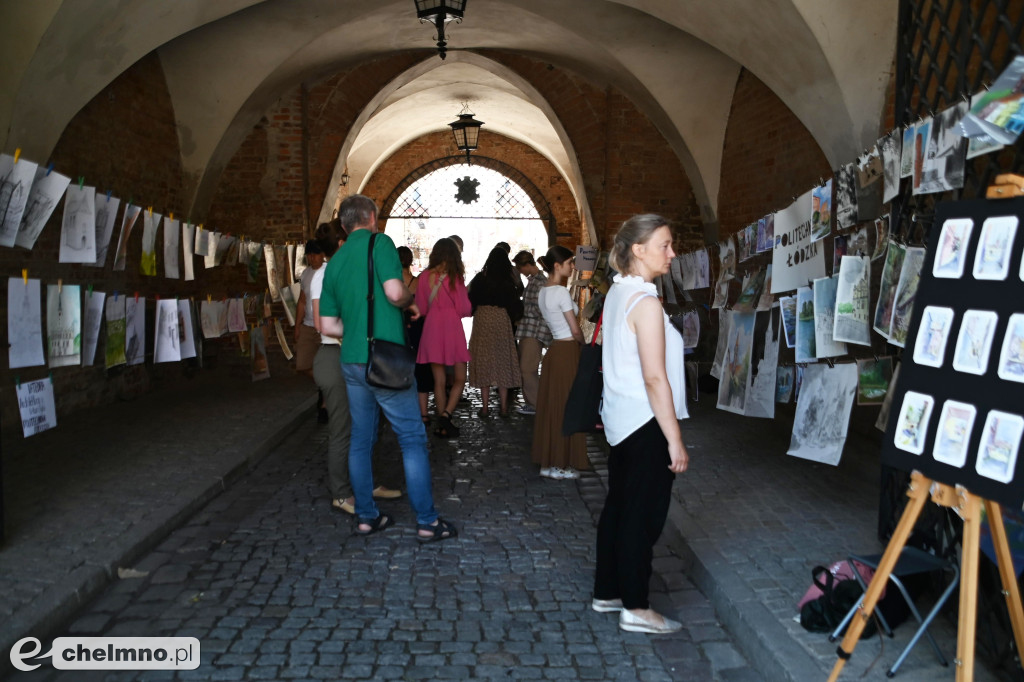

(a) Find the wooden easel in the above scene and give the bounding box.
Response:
[828,471,1024,681]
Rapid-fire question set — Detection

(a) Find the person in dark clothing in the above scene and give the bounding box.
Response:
[467,247,524,417]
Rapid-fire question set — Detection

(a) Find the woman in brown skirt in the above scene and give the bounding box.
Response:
[468,247,524,417]
[531,245,589,479]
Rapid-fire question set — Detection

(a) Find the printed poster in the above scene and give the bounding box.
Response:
[787,363,858,466]
[0,153,39,247]
[47,284,81,368]
[17,377,57,437]
[8,277,45,369]
[58,184,96,263]
[771,189,826,293]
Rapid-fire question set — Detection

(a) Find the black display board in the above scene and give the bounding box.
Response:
[882,197,1024,508]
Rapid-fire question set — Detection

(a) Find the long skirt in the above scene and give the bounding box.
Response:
[469,305,522,389]
[531,339,589,470]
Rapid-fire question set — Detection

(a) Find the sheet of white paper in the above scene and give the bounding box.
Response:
[8,277,45,368]
[17,377,57,437]
[59,184,97,263]
[92,194,120,267]
[16,167,71,250]
[125,296,146,365]
[153,298,181,363]
[139,210,161,276]
[294,242,307,279]
[81,289,106,366]
[204,231,219,268]
[787,363,858,466]
[182,223,196,281]
[163,216,180,278]
[178,299,197,360]
[112,204,141,272]
[0,154,39,247]
[193,225,210,256]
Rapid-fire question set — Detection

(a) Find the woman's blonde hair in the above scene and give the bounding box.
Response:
[609,213,669,274]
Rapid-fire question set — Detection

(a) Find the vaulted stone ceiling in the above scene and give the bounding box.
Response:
[0,0,896,234]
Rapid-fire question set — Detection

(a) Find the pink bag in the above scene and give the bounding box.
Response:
[797,559,881,610]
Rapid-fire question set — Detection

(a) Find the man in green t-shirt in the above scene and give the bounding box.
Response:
[319,195,457,543]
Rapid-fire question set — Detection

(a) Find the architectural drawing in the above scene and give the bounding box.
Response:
[125,296,146,366]
[92,195,120,267]
[998,313,1024,383]
[16,167,71,250]
[58,184,96,263]
[976,410,1023,484]
[251,325,270,381]
[787,363,858,465]
[933,218,973,279]
[112,204,142,271]
[833,256,871,346]
[888,246,927,347]
[953,309,998,375]
[811,179,833,241]
[153,298,181,363]
[716,311,755,415]
[744,307,781,419]
[47,283,81,368]
[0,153,38,247]
[8,277,44,368]
[227,297,246,333]
[973,215,1018,280]
[873,241,906,337]
[912,306,955,368]
[182,223,196,281]
[81,289,106,367]
[812,275,847,358]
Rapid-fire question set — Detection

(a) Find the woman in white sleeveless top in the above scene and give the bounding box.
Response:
[591,214,690,634]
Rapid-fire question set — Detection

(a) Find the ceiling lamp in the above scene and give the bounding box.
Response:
[448,106,484,164]
[413,0,467,60]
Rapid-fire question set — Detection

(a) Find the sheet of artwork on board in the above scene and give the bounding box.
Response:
[0,153,38,247]
[717,311,755,415]
[8,277,45,369]
[16,167,71,250]
[47,284,81,368]
[788,363,858,465]
[58,184,96,264]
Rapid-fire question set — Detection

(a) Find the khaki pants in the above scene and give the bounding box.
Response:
[517,337,544,409]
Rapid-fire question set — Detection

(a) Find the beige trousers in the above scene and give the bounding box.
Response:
[517,337,544,409]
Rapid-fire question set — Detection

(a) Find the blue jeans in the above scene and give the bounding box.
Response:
[342,363,438,526]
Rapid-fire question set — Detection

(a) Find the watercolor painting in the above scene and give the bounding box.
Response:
[894,390,935,455]
[998,313,1024,383]
[933,218,973,279]
[900,124,916,178]
[832,256,871,346]
[873,241,906,338]
[933,400,977,468]
[193,225,210,257]
[976,410,1023,484]
[733,269,766,313]
[744,306,781,419]
[780,295,797,348]
[812,275,847,358]
[917,102,969,194]
[912,306,955,368]
[8,277,44,369]
[200,300,224,339]
[47,283,81,368]
[787,363,858,465]
[711,310,731,379]
[872,214,889,261]
[879,128,902,203]
[138,209,161,276]
[717,311,755,415]
[795,286,816,363]
[105,295,126,368]
[953,309,998,375]
[833,234,848,270]
[776,365,794,403]
[227,297,247,333]
[856,357,894,406]
[275,319,293,361]
[755,265,774,311]
[835,165,857,230]
[58,183,96,264]
[911,117,932,194]
[888,246,927,348]
[681,310,700,349]
[973,215,1018,280]
[875,362,902,432]
[811,179,833,242]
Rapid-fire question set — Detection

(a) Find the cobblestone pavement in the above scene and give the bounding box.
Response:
[10,393,761,681]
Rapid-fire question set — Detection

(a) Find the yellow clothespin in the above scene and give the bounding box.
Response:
[14,148,21,164]
[207,294,212,303]
[169,212,174,221]
[22,268,28,285]
[148,206,153,217]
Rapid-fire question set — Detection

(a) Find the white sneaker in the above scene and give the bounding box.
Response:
[516,405,536,415]
[556,467,580,479]
[619,609,682,634]
[591,598,623,613]
[540,468,555,478]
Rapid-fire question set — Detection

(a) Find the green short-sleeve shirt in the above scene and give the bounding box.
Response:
[318,229,406,364]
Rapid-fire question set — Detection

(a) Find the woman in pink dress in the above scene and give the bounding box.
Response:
[415,237,472,437]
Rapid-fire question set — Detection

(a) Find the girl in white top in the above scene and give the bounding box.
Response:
[530,245,589,479]
[591,214,689,636]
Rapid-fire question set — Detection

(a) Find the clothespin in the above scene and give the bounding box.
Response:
[169,212,174,221]
[148,206,153,217]
[14,375,19,388]
[826,358,835,368]
[134,291,139,302]
[873,354,879,362]
[155,294,160,302]
[22,268,28,285]
[78,177,84,189]
[106,190,112,202]
[128,197,133,208]
[48,372,53,385]
[113,290,119,301]
[207,294,212,303]
[45,163,54,176]
[87,284,93,297]
[13,148,21,164]
[57,278,62,293]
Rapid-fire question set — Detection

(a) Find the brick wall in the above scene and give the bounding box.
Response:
[360,130,582,247]
[717,69,832,236]
[1,54,285,432]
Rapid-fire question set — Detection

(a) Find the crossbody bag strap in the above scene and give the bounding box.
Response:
[429,273,446,305]
[366,233,377,342]
[591,310,603,347]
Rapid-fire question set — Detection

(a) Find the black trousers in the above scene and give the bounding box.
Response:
[593,418,675,610]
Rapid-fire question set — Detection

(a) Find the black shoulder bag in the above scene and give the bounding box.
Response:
[364,233,416,390]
